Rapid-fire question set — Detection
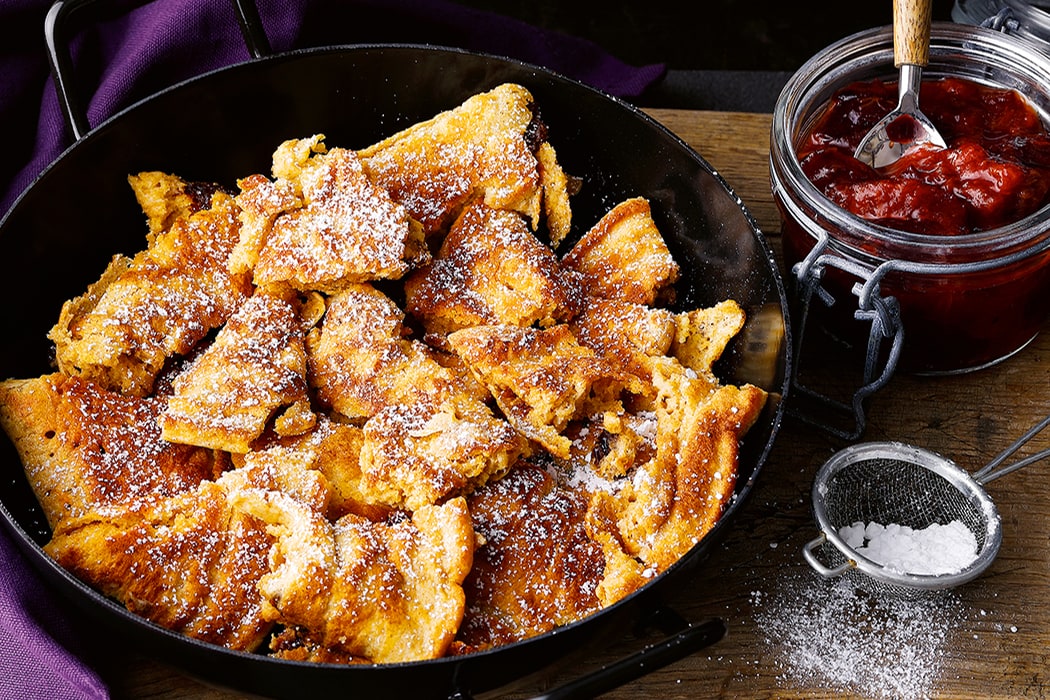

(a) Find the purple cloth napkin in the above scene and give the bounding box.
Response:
[0,1,663,697]
[0,526,109,700]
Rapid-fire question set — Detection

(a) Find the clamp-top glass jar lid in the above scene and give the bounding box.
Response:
[771,23,1050,391]
[953,0,1050,48]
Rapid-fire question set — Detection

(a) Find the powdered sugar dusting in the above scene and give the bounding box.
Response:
[754,572,963,699]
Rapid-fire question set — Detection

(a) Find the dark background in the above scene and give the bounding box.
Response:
[460,0,960,71]
[460,0,962,110]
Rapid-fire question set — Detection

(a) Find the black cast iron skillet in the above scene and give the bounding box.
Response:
[0,0,791,697]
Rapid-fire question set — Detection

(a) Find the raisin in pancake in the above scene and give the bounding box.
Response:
[128,171,230,241]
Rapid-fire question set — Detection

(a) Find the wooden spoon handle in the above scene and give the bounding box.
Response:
[894,0,933,67]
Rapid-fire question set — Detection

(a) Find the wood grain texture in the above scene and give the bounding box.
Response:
[895,0,934,66]
[100,109,1050,700]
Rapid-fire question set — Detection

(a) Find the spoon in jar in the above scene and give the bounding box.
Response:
[854,0,947,168]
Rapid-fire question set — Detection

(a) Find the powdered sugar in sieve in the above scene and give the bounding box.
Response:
[803,414,1050,592]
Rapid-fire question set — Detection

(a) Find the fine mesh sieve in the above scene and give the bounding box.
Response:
[803,415,1050,592]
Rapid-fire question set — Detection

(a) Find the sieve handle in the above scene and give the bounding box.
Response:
[802,534,855,578]
[973,413,1050,485]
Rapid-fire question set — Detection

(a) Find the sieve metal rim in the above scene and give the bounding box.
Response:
[808,440,1003,590]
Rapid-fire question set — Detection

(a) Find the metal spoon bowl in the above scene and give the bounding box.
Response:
[854,0,947,168]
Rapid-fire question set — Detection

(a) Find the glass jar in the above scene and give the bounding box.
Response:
[953,0,1050,52]
[770,22,1050,383]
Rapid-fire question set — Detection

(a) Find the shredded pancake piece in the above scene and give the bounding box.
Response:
[404,200,583,338]
[233,490,474,664]
[49,181,252,397]
[233,135,428,292]
[358,83,556,236]
[562,196,680,306]
[309,283,477,420]
[447,324,645,459]
[569,296,678,392]
[586,359,767,586]
[358,400,528,511]
[671,299,748,378]
[45,480,274,652]
[457,462,603,651]
[160,290,314,454]
[0,373,225,530]
[536,141,575,248]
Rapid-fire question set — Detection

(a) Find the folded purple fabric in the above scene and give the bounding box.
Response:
[0,1,663,697]
[0,526,108,700]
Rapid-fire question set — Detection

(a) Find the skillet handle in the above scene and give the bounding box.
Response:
[43,0,271,142]
[528,617,726,700]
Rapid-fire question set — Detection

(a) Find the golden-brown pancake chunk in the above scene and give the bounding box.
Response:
[45,480,274,652]
[671,299,747,377]
[457,462,603,651]
[160,290,313,453]
[358,400,528,510]
[234,135,428,292]
[0,373,224,530]
[128,171,229,240]
[306,418,393,522]
[536,141,574,248]
[587,359,767,578]
[229,173,301,277]
[309,283,477,420]
[325,498,473,662]
[562,197,680,306]
[447,324,643,458]
[49,187,252,396]
[569,296,677,390]
[358,83,548,236]
[224,434,330,516]
[404,200,583,337]
[230,486,335,633]
[235,489,474,663]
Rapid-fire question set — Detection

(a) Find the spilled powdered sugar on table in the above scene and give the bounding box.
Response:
[735,547,1024,699]
[752,571,961,699]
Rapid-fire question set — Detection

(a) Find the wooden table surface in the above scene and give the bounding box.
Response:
[101,110,1050,700]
